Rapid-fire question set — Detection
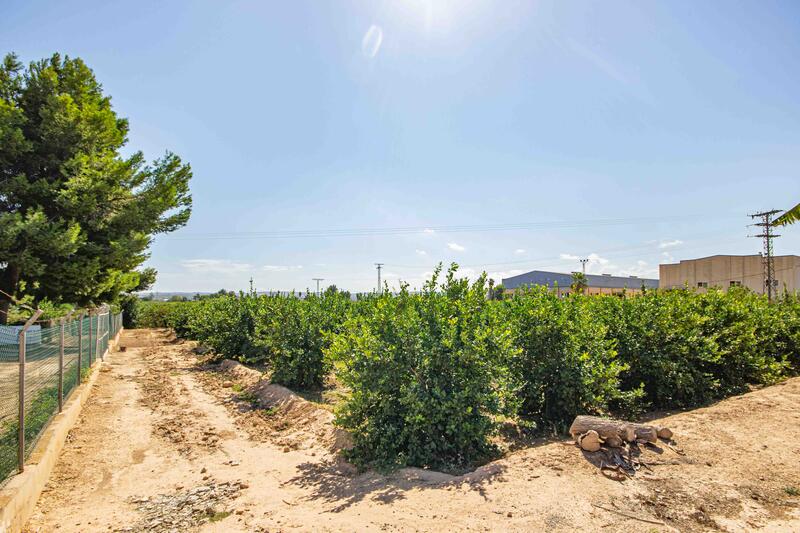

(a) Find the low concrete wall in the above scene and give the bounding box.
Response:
[0,329,123,533]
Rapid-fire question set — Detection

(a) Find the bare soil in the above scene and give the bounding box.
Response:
[24,329,800,532]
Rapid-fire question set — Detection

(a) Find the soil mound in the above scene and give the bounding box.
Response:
[218,360,352,453]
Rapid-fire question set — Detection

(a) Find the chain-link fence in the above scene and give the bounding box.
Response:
[0,309,123,484]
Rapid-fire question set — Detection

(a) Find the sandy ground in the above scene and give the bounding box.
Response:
[24,329,800,532]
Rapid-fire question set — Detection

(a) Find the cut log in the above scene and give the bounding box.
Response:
[630,424,658,443]
[570,416,673,445]
[657,427,673,440]
[603,434,624,448]
[577,430,601,452]
[569,415,636,442]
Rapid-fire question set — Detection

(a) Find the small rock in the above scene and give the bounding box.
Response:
[201,467,207,474]
[222,381,233,388]
[507,512,513,518]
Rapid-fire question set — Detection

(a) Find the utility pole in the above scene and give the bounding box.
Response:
[374,263,384,292]
[579,258,589,276]
[749,210,781,302]
[312,278,324,296]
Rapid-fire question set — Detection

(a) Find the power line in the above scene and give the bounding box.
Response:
[165,214,738,241]
[749,210,782,302]
[384,234,743,271]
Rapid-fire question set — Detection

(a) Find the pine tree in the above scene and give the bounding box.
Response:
[0,53,192,323]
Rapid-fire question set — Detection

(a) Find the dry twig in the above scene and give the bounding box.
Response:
[591,503,666,525]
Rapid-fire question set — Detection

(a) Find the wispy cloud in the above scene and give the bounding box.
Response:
[415,249,427,256]
[181,259,253,274]
[587,253,610,267]
[262,265,303,272]
[488,268,526,284]
[514,248,526,255]
[560,252,657,278]
[423,228,435,234]
[447,242,466,252]
[658,239,683,249]
[361,25,383,58]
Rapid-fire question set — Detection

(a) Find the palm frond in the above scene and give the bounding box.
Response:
[774,202,800,226]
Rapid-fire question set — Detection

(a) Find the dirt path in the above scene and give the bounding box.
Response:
[25,329,800,532]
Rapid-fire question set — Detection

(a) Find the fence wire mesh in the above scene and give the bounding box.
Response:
[0,326,19,483]
[0,311,122,483]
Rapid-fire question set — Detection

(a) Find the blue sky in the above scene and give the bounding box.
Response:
[2,0,799,292]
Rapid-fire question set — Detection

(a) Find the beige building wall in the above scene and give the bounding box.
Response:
[659,255,800,294]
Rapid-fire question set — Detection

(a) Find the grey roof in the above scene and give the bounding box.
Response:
[502,270,659,290]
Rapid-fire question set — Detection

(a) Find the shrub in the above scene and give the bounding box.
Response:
[258,292,350,390]
[184,293,266,361]
[589,289,721,408]
[776,293,800,371]
[129,267,800,472]
[133,300,180,328]
[326,264,517,471]
[507,288,642,428]
[697,288,788,395]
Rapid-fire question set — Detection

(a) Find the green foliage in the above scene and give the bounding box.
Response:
[507,287,642,428]
[487,280,506,301]
[184,293,266,362]
[587,289,719,407]
[588,288,793,408]
[0,52,192,323]
[0,380,62,480]
[326,265,517,471]
[128,267,800,471]
[776,293,800,371]
[775,202,800,226]
[697,287,789,395]
[570,272,588,294]
[258,292,350,389]
[120,294,140,329]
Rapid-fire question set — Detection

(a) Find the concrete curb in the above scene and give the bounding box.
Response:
[0,329,124,533]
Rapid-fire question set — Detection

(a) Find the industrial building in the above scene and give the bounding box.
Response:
[659,254,800,294]
[502,270,659,297]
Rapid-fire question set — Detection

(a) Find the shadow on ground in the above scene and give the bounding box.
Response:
[284,458,510,512]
